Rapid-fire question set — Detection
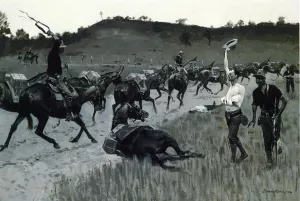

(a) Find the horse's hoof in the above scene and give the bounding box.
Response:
[193,94,197,97]
[166,108,169,111]
[54,144,61,149]
[0,145,7,152]
[69,137,78,143]
[91,139,98,143]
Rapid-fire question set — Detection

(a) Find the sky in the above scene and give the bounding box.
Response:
[0,0,299,37]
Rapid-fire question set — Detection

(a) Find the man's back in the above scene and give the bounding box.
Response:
[47,49,62,76]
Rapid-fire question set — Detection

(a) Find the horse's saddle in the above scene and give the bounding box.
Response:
[46,78,79,101]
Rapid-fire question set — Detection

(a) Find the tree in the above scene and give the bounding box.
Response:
[0,11,11,36]
[224,21,234,28]
[235,19,244,27]
[15,29,29,40]
[99,11,103,20]
[277,16,285,25]
[138,16,148,21]
[176,18,187,25]
[248,20,256,26]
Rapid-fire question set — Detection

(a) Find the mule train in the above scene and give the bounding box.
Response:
[0,37,297,169]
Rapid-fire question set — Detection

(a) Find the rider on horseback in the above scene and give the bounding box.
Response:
[47,38,76,121]
[174,51,187,81]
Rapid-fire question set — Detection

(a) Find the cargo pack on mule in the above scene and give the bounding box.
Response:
[4,73,29,103]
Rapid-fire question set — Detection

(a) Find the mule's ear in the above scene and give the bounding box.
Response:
[213,101,216,106]
[118,66,124,75]
[211,61,215,67]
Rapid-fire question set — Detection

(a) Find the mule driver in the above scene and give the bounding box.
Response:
[174,51,187,80]
[221,41,248,163]
[47,39,76,121]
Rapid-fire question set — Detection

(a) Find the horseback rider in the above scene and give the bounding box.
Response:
[174,51,187,80]
[47,38,76,121]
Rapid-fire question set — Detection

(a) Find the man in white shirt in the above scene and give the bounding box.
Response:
[220,43,248,163]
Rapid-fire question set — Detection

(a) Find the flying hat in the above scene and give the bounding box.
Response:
[222,39,238,50]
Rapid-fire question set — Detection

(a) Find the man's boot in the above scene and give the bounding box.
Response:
[65,104,76,122]
[266,151,273,166]
[237,140,248,161]
[229,144,237,163]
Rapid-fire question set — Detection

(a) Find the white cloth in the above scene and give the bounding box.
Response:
[221,83,245,112]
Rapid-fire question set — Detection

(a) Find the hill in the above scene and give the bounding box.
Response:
[2,19,299,66]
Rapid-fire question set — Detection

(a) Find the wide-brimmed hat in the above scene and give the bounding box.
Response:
[253,69,266,78]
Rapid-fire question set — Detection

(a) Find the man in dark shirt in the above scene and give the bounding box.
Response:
[47,39,76,121]
[174,51,187,80]
[283,65,295,94]
[248,69,288,166]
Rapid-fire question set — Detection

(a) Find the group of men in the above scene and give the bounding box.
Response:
[219,43,288,166]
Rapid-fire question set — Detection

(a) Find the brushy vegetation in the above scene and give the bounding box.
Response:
[0,10,299,56]
[50,82,299,201]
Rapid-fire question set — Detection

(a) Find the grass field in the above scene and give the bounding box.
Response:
[49,77,300,201]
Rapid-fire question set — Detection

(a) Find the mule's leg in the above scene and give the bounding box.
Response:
[92,108,97,126]
[69,128,84,143]
[72,116,97,143]
[35,116,60,149]
[214,82,223,95]
[144,95,157,113]
[101,96,107,109]
[179,86,187,107]
[0,114,26,151]
[241,76,244,84]
[166,89,173,111]
[139,100,143,110]
[194,82,203,96]
[203,82,213,94]
[150,153,179,171]
[155,88,162,100]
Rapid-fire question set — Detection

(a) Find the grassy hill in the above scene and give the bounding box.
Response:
[3,19,299,66]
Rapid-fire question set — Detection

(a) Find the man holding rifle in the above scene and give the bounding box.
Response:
[248,69,287,166]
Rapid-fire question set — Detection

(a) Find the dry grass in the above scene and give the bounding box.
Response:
[50,93,300,201]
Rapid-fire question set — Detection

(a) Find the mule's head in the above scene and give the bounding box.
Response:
[129,105,149,122]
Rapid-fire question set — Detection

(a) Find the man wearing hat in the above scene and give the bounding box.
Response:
[283,65,295,94]
[248,69,287,166]
[47,38,76,121]
[174,51,187,80]
[220,40,248,163]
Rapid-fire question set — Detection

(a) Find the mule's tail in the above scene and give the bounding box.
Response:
[27,115,33,130]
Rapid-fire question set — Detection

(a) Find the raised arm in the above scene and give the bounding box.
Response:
[224,48,230,77]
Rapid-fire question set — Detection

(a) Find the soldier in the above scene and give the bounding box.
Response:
[283,65,295,94]
[174,51,187,80]
[47,39,76,121]
[248,69,287,166]
[221,45,248,163]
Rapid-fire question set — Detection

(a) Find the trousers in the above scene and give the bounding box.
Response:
[49,75,73,106]
[286,78,294,93]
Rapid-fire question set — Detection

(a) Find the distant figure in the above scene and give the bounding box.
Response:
[90,55,93,64]
[204,29,212,45]
[69,56,72,63]
[283,65,295,94]
[81,55,86,64]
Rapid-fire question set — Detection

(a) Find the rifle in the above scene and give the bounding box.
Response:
[272,99,278,165]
